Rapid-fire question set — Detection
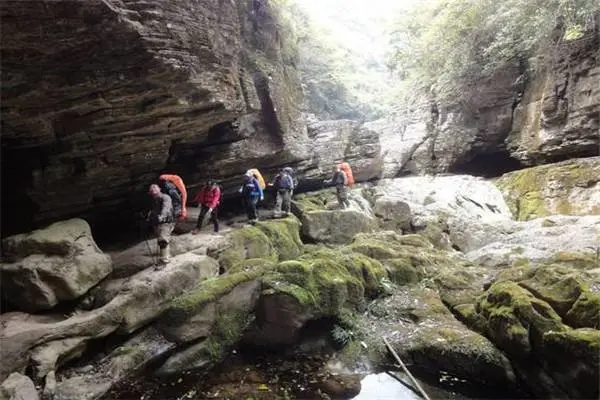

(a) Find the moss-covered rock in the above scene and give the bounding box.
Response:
[566,291,600,329]
[518,266,589,317]
[475,281,565,357]
[212,216,303,271]
[291,189,338,214]
[542,328,600,399]
[300,209,376,244]
[254,217,303,260]
[495,157,600,220]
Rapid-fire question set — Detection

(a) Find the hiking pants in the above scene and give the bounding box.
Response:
[336,185,350,209]
[155,222,175,263]
[244,195,259,221]
[197,204,219,232]
[274,189,292,216]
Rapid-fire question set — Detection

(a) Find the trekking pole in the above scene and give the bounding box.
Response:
[382,336,431,400]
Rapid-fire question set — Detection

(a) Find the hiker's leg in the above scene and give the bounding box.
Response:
[211,207,219,232]
[336,187,345,209]
[157,222,175,264]
[274,190,283,217]
[196,205,208,229]
[250,197,258,221]
[282,189,291,215]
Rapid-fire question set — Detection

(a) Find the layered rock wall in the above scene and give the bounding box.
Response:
[0,0,307,236]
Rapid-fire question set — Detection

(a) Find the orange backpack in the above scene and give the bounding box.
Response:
[338,162,355,185]
[159,174,188,221]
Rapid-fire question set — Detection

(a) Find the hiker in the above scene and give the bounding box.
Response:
[282,166,298,194]
[240,171,264,224]
[325,165,351,209]
[192,179,221,234]
[271,168,294,218]
[148,184,175,266]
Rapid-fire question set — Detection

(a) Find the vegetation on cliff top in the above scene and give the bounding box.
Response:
[387,0,600,103]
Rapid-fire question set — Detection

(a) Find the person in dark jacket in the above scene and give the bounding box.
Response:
[271,168,294,218]
[148,184,175,266]
[192,179,221,234]
[240,172,263,224]
[325,165,350,209]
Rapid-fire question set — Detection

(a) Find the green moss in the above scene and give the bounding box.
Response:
[228,258,276,275]
[550,251,598,270]
[385,258,420,285]
[519,266,589,317]
[396,234,434,248]
[217,227,276,271]
[292,189,338,213]
[262,249,388,316]
[496,160,600,220]
[566,291,600,329]
[216,217,305,271]
[164,270,263,324]
[202,310,254,362]
[475,281,565,356]
[543,328,600,354]
[255,217,303,260]
[453,303,487,333]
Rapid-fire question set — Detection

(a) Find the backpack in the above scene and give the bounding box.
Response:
[159,174,188,221]
[246,168,266,189]
[279,173,294,190]
[283,167,298,187]
[337,162,354,186]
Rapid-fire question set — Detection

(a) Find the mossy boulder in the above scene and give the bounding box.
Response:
[566,291,600,329]
[542,328,600,399]
[518,266,589,317]
[475,281,565,357]
[244,248,388,347]
[300,209,376,244]
[358,288,517,388]
[495,157,600,220]
[292,189,339,214]
[160,270,263,342]
[212,216,302,271]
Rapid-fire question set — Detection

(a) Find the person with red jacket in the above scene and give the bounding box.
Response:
[192,179,221,234]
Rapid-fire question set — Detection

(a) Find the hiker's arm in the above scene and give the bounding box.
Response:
[257,181,264,200]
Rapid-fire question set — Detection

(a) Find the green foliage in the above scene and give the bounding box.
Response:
[388,0,600,102]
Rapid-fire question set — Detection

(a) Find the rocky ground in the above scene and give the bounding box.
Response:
[1,157,599,400]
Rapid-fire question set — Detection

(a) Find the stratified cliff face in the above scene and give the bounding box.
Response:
[508,32,600,165]
[366,30,599,178]
[1,0,307,236]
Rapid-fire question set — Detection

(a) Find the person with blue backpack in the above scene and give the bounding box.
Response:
[240,171,264,224]
[271,168,295,218]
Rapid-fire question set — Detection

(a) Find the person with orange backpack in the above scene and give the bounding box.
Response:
[324,163,352,209]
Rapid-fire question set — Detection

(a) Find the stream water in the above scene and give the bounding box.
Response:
[104,347,523,400]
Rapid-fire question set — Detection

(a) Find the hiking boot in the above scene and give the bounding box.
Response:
[191,229,201,235]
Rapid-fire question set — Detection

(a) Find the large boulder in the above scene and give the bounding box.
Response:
[0,253,217,381]
[1,219,112,312]
[356,287,517,389]
[495,157,600,220]
[0,373,39,400]
[466,215,600,268]
[371,175,515,252]
[292,189,377,244]
[212,217,303,271]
